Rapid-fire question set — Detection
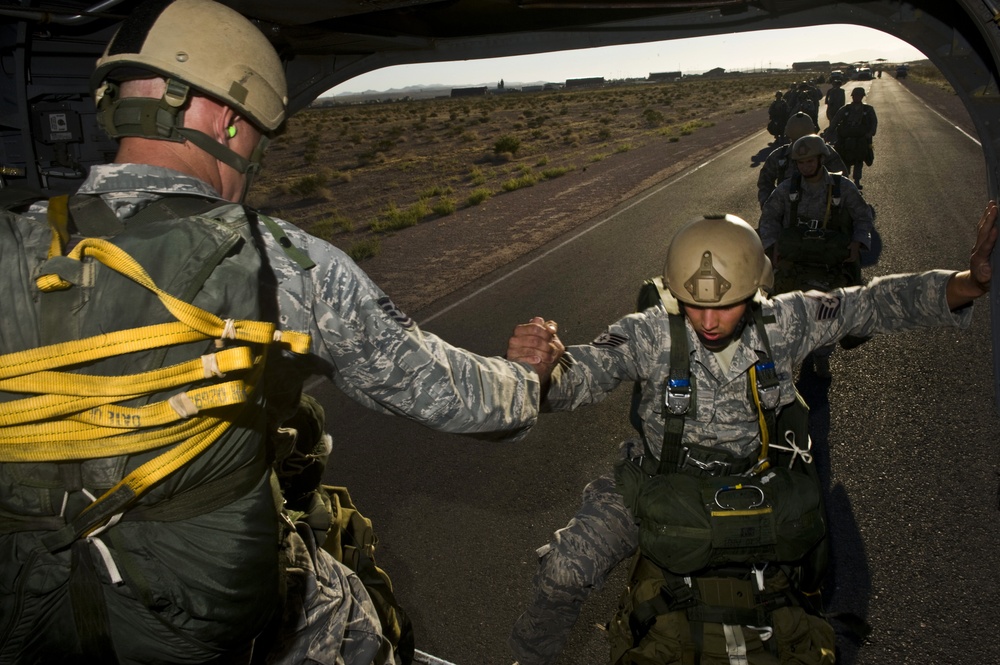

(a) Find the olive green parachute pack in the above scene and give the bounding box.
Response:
[0,190,410,663]
[773,173,860,295]
[608,283,837,665]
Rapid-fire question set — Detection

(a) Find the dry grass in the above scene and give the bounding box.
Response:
[248,73,814,257]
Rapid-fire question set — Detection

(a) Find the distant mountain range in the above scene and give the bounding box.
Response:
[324,81,553,99]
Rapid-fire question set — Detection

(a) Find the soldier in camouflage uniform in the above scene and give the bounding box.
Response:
[828,87,878,190]
[758,134,875,377]
[824,78,846,128]
[504,206,996,665]
[1,1,545,663]
[757,113,847,209]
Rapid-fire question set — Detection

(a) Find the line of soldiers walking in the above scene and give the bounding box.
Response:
[759,76,879,377]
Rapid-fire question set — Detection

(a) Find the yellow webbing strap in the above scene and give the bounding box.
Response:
[748,364,771,471]
[821,183,833,229]
[45,194,71,259]
[0,379,249,436]
[32,235,310,354]
[0,347,254,425]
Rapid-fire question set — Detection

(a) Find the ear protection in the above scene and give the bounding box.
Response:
[226,124,238,138]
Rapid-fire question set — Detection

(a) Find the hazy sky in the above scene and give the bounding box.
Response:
[328,24,926,95]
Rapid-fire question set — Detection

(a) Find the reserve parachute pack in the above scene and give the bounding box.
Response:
[834,105,874,139]
[609,294,835,665]
[0,189,312,663]
[773,173,860,294]
[273,393,416,665]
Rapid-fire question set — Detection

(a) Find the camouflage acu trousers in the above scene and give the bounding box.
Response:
[509,474,639,665]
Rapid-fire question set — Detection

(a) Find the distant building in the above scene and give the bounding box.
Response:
[450,86,488,97]
[702,67,727,77]
[521,85,546,93]
[565,77,605,89]
[792,60,831,72]
[648,71,682,82]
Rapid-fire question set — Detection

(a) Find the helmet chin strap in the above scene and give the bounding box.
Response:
[96,79,268,202]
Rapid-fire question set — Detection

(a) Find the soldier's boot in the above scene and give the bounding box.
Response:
[813,355,832,378]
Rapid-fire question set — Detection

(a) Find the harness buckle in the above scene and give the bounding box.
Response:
[678,447,732,475]
[754,361,781,410]
[665,377,690,415]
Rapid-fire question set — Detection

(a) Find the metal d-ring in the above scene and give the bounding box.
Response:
[713,483,766,510]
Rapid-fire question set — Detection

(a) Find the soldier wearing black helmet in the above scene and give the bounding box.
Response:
[829,86,878,190]
[505,203,995,665]
[824,77,846,127]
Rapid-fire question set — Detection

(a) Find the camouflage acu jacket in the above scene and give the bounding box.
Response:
[546,272,970,459]
[21,163,541,437]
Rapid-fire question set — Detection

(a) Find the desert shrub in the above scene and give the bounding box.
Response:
[370,200,431,233]
[642,108,665,127]
[347,237,381,261]
[432,197,457,216]
[541,166,574,179]
[289,173,327,197]
[311,213,354,237]
[466,188,493,205]
[493,134,522,155]
[502,173,538,191]
[419,184,454,199]
[468,167,487,186]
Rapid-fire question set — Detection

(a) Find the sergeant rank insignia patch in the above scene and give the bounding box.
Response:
[377,296,414,329]
[807,293,842,321]
[592,331,628,348]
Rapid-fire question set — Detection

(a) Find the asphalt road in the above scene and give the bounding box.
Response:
[310,76,1000,665]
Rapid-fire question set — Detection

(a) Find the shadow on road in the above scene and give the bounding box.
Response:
[796,369,872,665]
[750,138,783,169]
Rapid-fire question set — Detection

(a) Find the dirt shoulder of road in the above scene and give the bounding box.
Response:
[339,77,976,317]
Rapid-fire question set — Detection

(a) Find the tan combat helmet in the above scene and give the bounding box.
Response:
[784,112,815,142]
[663,214,773,307]
[788,134,831,161]
[92,0,287,133]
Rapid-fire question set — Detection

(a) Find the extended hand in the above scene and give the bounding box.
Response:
[946,199,997,309]
[970,199,997,292]
[507,317,564,385]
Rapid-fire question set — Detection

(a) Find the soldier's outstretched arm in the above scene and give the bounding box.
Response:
[946,200,997,310]
[507,317,565,393]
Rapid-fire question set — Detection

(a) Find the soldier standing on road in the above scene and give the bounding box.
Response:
[0,1,547,663]
[757,134,875,377]
[824,78,846,128]
[757,112,847,209]
[767,91,790,142]
[829,87,878,190]
[504,201,996,665]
